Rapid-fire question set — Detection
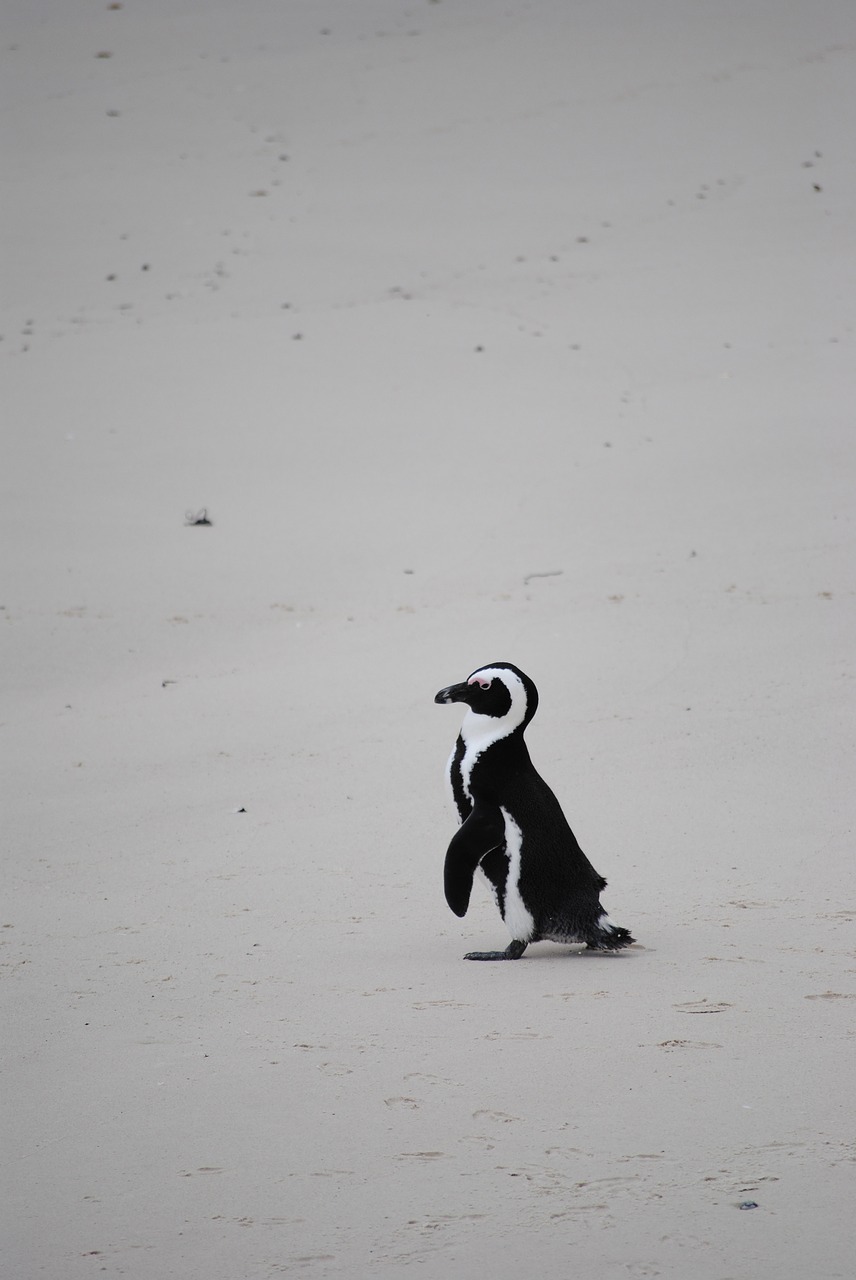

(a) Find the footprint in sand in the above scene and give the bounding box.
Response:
[395,1151,448,1161]
[472,1109,521,1123]
[657,1039,722,1049]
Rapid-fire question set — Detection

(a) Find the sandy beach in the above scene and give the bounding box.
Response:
[3,1,855,1276]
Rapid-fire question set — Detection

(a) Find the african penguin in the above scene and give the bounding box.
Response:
[435,662,635,960]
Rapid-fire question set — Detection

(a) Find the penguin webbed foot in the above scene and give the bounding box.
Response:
[464,939,528,961]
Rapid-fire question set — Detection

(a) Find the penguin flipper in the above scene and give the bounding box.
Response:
[444,803,505,918]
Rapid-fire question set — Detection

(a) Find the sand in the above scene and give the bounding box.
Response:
[3,1,855,1276]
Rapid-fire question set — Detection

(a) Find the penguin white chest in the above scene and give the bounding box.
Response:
[456,708,519,801]
[445,738,486,807]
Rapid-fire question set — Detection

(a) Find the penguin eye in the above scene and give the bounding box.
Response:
[474,678,492,691]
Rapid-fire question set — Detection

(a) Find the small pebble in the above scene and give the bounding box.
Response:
[738,1200,759,1211]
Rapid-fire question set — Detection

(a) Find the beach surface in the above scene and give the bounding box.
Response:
[3,2,855,1276]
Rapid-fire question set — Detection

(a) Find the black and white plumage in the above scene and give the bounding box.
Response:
[434,662,635,961]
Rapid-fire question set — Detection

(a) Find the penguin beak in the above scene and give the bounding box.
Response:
[434,682,471,705]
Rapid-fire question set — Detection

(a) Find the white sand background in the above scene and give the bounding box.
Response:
[3,1,855,1276]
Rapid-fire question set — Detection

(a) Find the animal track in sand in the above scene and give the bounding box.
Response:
[656,1039,722,1050]
[216,1215,302,1228]
[696,1138,856,1193]
[805,990,856,999]
[544,1204,612,1220]
[458,1134,496,1150]
[482,1029,548,1040]
[542,988,613,1000]
[674,999,732,1014]
[573,1175,638,1190]
[383,1096,419,1109]
[472,1109,521,1123]
[404,1213,487,1235]
[388,1213,490,1263]
[411,999,473,1009]
[394,1151,448,1161]
[499,1164,635,1205]
[404,1072,462,1088]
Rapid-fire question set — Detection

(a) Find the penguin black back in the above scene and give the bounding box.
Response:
[435,662,635,960]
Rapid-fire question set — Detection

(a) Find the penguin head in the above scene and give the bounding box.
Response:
[434,662,538,735]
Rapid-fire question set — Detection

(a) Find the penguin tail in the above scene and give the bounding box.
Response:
[586,920,635,951]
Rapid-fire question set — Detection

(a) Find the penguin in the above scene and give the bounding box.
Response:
[434,662,635,960]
